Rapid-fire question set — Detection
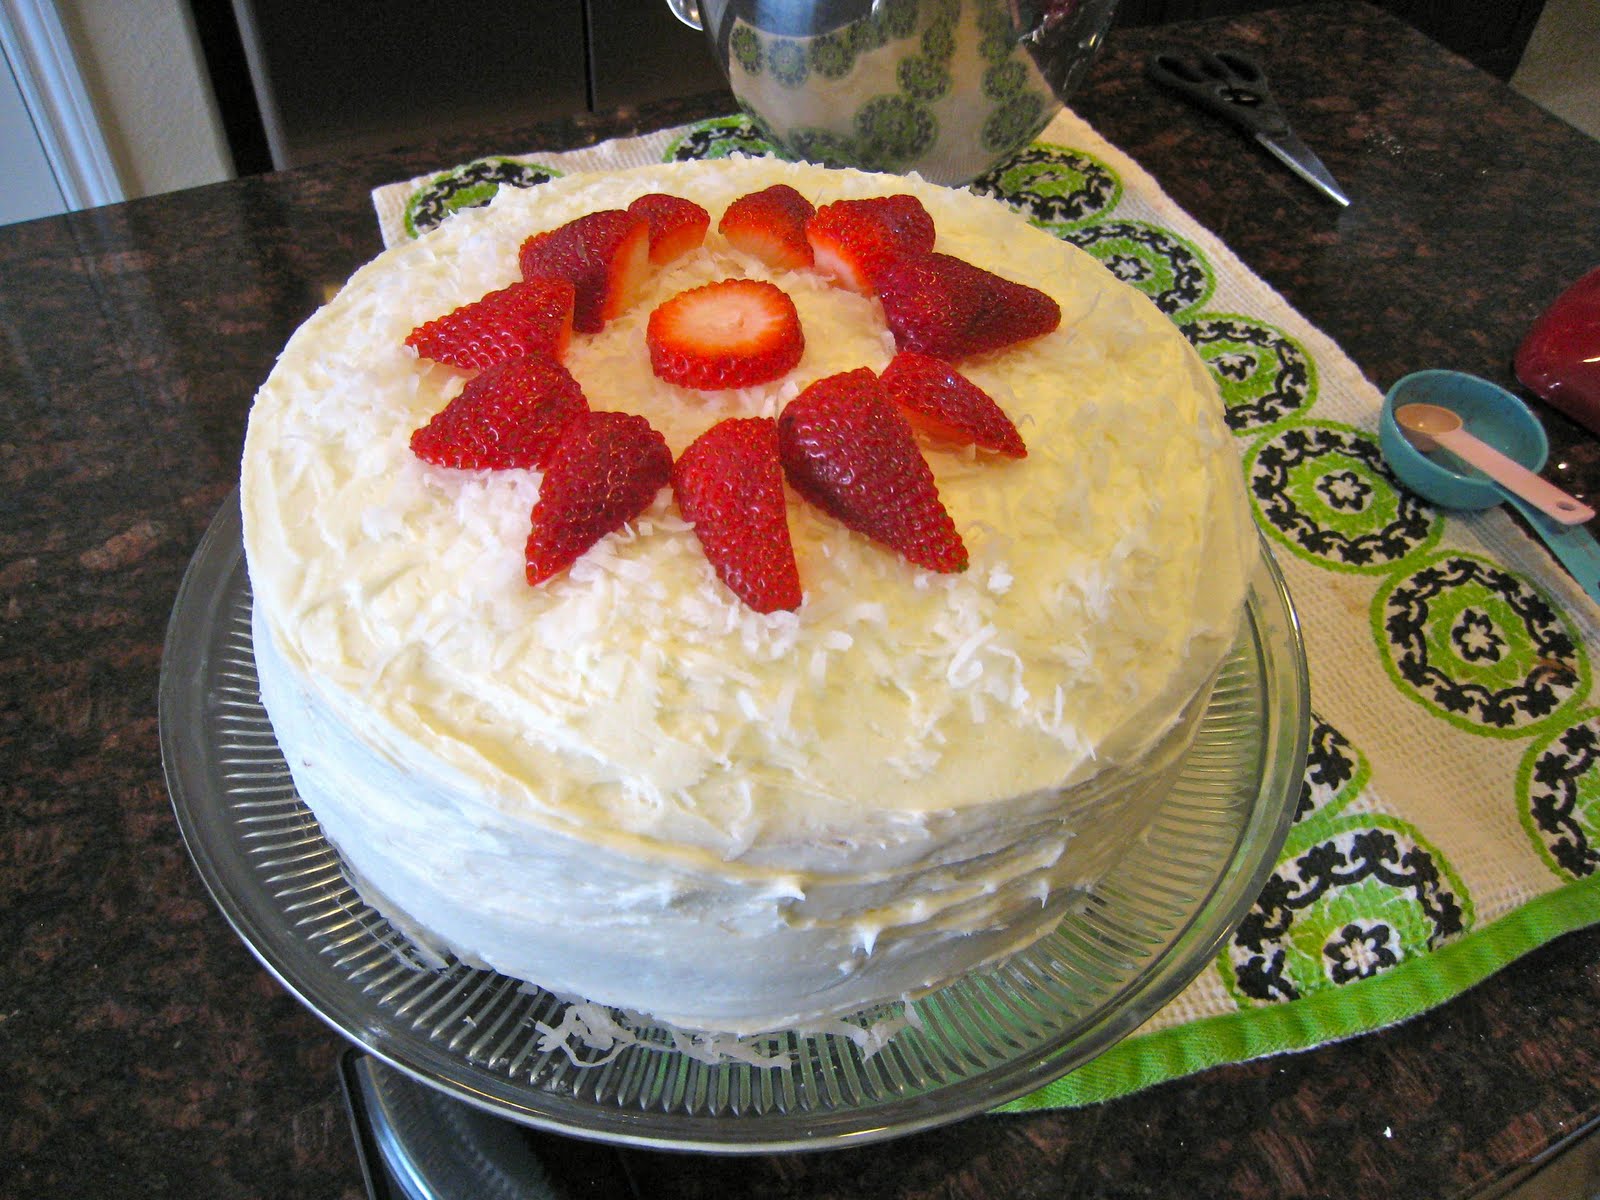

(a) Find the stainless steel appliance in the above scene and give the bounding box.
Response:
[190,0,730,171]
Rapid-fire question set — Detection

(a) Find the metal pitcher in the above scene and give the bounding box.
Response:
[663,0,1121,185]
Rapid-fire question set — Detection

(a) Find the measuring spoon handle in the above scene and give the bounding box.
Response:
[1503,492,1600,604]
[1433,426,1596,525]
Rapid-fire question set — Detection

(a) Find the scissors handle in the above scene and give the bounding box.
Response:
[1146,50,1289,138]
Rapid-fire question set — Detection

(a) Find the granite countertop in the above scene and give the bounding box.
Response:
[4,3,1600,1197]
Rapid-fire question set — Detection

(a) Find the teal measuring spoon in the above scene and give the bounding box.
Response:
[1499,492,1600,603]
[1380,371,1600,603]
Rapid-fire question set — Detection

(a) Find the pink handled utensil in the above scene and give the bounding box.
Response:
[1395,402,1595,525]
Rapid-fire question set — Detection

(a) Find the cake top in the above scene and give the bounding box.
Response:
[241,157,1254,865]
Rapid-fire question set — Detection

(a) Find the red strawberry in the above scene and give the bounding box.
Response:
[805,195,936,293]
[878,351,1027,458]
[410,354,589,470]
[777,369,966,573]
[518,210,651,333]
[647,279,804,390]
[628,192,710,265]
[673,417,802,613]
[875,252,1060,360]
[404,276,575,369]
[718,184,816,271]
[525,411,672,585]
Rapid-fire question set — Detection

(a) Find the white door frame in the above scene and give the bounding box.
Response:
[0,0,123,211]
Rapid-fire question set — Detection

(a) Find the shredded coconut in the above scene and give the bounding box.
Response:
[242,157,1255,1036]
[529,995,929,1069]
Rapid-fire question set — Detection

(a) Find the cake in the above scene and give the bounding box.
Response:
[240,157,1255,1036]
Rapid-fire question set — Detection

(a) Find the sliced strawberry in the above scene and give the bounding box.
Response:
[518,210,651,334]
[878,351,1027,458]
[805,195,936,293]
[673,417,802,613]
[777,369,966,573]
[525,411,672,585]
[404,276,575,370]
[875,252,1060,361]
[718,184,816,271]
[628,192,710,265]
[411,354,588,470]
[647,278,804,390]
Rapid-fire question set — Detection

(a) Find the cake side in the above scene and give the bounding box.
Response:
[253,601,1218,1031]
[240,157,1255,1032]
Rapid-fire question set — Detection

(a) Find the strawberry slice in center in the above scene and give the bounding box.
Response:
[647,278,804,390]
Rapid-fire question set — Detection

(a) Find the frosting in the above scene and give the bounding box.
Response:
[241,158,1255,1033]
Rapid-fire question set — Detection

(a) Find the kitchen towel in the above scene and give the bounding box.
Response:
[371,109,1600,1109]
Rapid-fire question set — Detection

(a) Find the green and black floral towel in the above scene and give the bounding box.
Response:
[373,110,1600,1108]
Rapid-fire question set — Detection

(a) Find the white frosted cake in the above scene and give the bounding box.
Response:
[240,157,1255,1035]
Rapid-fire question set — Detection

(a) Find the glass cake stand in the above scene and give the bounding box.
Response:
[160,490,1309,1154]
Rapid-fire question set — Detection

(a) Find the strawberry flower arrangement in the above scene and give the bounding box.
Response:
[405,184,1060,614]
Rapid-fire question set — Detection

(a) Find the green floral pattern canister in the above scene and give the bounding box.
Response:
[716,0,1118,185]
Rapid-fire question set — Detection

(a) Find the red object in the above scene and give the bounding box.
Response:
[404,277,575,369]
[718,184,816,271]
[875,252,1061,362]
[411,354,588,470]
[627,193,710,265]
[646,279,804,390]
[1515,264,1600,434]
[777,368,967,574]
[525,410,672,585]
[879,351,1028,458]
[672,417,802,613]
[518,210,651,333]
[805,195,937,293]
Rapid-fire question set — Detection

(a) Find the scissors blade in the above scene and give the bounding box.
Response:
[1255,128,1350,207]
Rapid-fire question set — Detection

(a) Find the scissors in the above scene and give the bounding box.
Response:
[1146,49,1350,207]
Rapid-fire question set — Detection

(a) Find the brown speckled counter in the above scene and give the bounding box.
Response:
[4,4,1600,1197]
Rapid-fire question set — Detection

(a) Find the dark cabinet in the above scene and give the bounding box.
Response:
[587,0,728,111]
[189,0,728,174]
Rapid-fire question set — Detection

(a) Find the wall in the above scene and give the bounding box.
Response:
[0,36,68,223]
[1511,0,1600,141]
[54,0,233,198]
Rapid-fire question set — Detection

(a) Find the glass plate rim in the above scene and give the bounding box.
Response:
[159,489,1309,1153]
